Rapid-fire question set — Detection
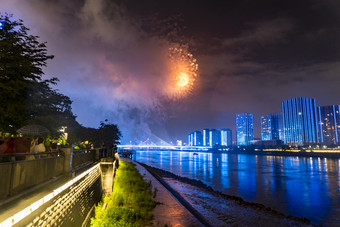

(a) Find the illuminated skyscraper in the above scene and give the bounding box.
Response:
[236,113,254,146]
[193,131,203,146]
[282,97,318,146]
[209,129,220,146]
[318,105,340,145]
[221,129,232,146]
[203,129,210,146]
[261,115,271,141]
[261,113,283,141]
[271,112,284,141]
[188,133,194,146]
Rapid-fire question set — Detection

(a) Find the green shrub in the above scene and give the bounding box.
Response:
[91,161,157,226]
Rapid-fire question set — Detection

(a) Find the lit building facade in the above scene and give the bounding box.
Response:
[203,129,210,146]
[209,129,221,146]
[261,115,271,141]
[282,97,318,146]
[261,113,283,141]
[236,113,254,146]
[193,131,203,146]
[221,129,232,146]
[188,133,193,146]
[271,112,284,141]
[318,105,340,145]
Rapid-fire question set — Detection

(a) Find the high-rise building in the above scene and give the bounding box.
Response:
[193,131,203,146]
[188,133,194,146]
[203,129,210,146]
[271,112,284,141]
[261,113,283,141]
[209,129,221,146]
[236,113,254,146]
[318,105,340,145]
[282,97,318,146]
[221,129,232,146]
[261,115,271,141]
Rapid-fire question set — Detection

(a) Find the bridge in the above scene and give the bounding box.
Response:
[118,144,212,151]
[0,149,118,227]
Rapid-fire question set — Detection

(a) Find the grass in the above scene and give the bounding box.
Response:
[91,161,157,227]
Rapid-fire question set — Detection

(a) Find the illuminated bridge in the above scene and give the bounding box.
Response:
[0,149,118,227]
[118,144,212,151]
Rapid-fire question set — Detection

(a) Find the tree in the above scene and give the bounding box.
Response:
[0,14,122,144]
[96,120,122,147]
[0,14,77,135]
[0,14,54,133]
[25,77,77,137]
[67,120,122,148]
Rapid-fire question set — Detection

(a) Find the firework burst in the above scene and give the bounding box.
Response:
[165,45,198,98]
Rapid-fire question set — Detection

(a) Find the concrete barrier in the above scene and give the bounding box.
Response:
[72,149,96,169]
[0,148,97,200]
[0,156,64,199]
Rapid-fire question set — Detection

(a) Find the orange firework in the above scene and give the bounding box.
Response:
[166,45,198,98]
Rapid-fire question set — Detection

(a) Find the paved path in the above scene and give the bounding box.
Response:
[120,158,203,227]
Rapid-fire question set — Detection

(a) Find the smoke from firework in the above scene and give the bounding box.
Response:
[2,0,199,143]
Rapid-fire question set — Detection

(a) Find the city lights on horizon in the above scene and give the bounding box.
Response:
[186,97,340,149]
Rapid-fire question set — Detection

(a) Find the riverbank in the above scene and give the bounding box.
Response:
[234,150,340,158]
[206,148,340,159]
[139,162,314,227]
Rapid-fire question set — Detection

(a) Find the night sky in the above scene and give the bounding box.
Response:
[3,0,340,144]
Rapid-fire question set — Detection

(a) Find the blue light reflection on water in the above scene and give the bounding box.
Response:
[134,150,340,226]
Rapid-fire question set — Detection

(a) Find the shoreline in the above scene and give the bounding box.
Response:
[134,148,340,159]
[138,162,314,226]
[211,149,340,159]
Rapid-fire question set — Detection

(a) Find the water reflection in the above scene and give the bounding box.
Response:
[134,151,340,226]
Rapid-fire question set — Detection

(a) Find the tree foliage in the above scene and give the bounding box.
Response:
[0,14,122,145]
[0,14,76,135]
[67,120,122,148]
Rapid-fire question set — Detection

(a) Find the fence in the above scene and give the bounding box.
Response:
[72,149,96,169]
[0,149,98,200]
[0,160,119,227]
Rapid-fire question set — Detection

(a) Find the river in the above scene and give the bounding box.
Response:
[133,150,340,226]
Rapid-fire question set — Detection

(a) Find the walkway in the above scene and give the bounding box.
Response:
[120,158,203,227]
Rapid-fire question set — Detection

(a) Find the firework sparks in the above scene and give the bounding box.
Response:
[166,45,198,98]
[177,72,190,87]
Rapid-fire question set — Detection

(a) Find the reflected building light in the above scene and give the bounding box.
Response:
[222,153,227,162]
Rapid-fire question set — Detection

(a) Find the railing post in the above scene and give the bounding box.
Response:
[8,160,15,196]
[62,148,73,173]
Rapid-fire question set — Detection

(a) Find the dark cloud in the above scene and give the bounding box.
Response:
[2,0,340,143]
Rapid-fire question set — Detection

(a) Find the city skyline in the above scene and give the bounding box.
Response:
[188,97,340,146]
